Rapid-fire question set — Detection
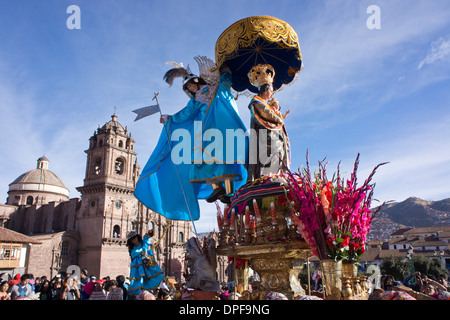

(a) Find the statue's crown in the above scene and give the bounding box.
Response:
[247,64,275,89]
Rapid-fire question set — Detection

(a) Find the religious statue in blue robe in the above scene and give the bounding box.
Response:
[134,71,248,221]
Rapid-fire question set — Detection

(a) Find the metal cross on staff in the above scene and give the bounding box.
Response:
[132,93,161,121]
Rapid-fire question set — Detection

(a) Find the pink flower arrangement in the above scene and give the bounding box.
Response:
[285,152,387,262]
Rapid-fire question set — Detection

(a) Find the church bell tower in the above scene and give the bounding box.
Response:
[82,113,139,188]
[75,113,192,280]
[76,114,143,277]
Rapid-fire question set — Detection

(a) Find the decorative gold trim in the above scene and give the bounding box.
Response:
[190,174,242,184]
[151,220,171,250]
[128,270,164,281]
[215,16,301,70]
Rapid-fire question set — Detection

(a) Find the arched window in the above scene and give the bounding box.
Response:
[149,221,154,231]
[118,140,123,148]
[113,225,121,238]
[26,196,33,205]
[93,157,102,175]
[178,232,184,243]
[115,158,125,175]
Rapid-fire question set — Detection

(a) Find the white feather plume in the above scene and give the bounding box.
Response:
[194,56,219,86]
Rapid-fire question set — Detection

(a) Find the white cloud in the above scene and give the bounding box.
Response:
[418,34,450,69]
[0,76,46,201]
[194,201,220,234]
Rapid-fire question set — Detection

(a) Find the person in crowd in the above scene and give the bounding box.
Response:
[436,274,448,289]
[28,274,36,293]
[89,281,107,300]
[116,275,128,300]
[38,280,53,300]
[136,289,156,300]
[51,276,64,300]
[420,275,447,297]
[34,277,42,293]
[219,284,229,300]
[106,280,123,300]
[0,280,11,300]
[312,267,322,291]
[160,279,169,292]
[61,276,80,300]
[10,273,33,300]
[9,273,21,287]
[402,271,422,292]
[79,268,89,290]
[157,287,172,300]
[380,275,400,291]
[103,278,113,292]
[81,275,97,300]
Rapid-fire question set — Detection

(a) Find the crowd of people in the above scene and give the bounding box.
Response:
[0,268,173,301]
[367,271,450,300]
[1,268,449,301]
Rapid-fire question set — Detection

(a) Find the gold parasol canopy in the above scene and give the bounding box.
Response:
[215,16,303,94]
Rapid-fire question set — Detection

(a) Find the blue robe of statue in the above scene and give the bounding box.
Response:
[134,72,248,221]
[127,234,164,297]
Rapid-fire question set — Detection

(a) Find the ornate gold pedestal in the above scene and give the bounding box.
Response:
[216,192,312,300]
[217,241,310,300]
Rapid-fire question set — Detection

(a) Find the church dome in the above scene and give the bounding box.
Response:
[100,114,126,135]
[7,156,70,206]
[10,169,68,190]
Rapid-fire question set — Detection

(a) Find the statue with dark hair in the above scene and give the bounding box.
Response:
[126,230,164,297]
[135,56,248,222]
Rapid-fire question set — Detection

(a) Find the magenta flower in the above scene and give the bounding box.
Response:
[284,152,388,262]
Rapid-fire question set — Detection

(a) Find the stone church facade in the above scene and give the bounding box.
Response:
[0,114,193,281]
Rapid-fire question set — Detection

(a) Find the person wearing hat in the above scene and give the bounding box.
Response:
[9,273,20,287]
[163,61,248,204]
[88,281,107,300]
[246,64,290,181]
[126,230,164,298]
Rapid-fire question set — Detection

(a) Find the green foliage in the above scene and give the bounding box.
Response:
[380,255,447,281]
[412,255,447,278]
[380,257,410,280]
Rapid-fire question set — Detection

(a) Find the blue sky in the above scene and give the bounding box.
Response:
[1,0,450,233]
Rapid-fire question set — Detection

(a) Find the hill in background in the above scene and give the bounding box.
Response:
[368,197,450,241]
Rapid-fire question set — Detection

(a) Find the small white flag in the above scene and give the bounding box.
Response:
[132,104,160,121]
